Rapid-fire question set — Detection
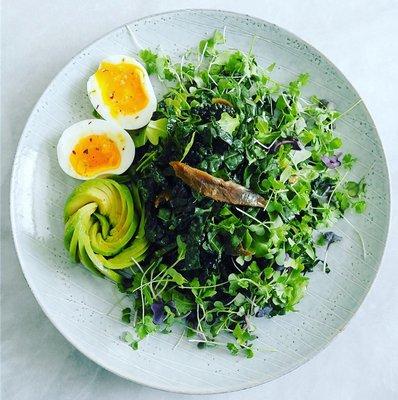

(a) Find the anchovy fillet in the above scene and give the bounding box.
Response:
[170,161,266,208]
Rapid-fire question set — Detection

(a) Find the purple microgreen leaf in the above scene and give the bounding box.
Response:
[151,301,165,325]
[324,231,342,250]
[322,152,342,169]
[255,305,273,318]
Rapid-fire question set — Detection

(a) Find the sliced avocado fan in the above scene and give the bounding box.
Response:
[64,178,148,283]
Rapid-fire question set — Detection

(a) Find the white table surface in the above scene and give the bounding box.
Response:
[1,1,398,399]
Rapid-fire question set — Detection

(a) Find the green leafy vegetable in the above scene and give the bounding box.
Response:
[342,153,357,169]
[66,31,367,358]
[92,108,102,119]
[218,112,240,134]
[199,30,225,56]
[143,118,168,146]
[180,132,196,162]
[138,49,158,75]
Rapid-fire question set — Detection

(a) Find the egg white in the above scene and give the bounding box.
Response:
[87,55,157,130]
[57,119,135,180]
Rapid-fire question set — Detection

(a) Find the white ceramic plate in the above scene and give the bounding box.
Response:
[10,9,390,394]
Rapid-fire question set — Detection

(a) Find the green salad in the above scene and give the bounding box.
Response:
[61,31,366,357]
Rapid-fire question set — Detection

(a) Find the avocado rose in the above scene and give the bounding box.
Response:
[64,178,148,283]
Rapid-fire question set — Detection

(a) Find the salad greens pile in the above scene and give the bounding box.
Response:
[77,31,366,357]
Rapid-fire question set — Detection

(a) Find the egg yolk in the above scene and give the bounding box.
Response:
[95,61,149,117]
[70,134,121,177]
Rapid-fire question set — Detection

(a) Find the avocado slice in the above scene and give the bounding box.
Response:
[63,178,148,281]
[98,237,149,269]
[65,203,97,262]
[93,200,148,270]
[93,212,110,238]
[65,179,138,256]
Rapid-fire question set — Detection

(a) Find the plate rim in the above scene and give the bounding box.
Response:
[9,8,392,395]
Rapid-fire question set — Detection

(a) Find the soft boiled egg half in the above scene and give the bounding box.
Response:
[57,119,135,180]
[87,55,157,130]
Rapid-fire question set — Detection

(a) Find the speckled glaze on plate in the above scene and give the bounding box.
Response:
[10,9,390,394]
